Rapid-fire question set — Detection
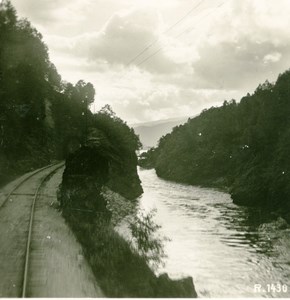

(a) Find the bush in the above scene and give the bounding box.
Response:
[129,208,169,270]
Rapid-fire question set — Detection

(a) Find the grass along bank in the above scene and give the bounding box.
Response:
[58,140,197,297]
[61,199,197,297]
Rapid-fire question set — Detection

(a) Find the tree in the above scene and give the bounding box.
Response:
[129,209,168,270]
[75,80,95,107]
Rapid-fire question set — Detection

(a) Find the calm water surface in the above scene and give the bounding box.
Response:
[138,168,290,298]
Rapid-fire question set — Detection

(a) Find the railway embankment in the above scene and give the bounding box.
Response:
[0,163,104,297]
[58,138,197,298]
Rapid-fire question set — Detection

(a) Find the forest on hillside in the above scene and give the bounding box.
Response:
[139,71,290,222]
[0,3,198,296]
[1,0,289,220]
[0,0,141,192]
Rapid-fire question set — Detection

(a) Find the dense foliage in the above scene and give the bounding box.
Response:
[0,1,141,187]
[59,145,196,297]
[1,2,196,297]
[0,0,94,182]
[140,72,290,221]
[129,208,168,270]
[92,105,142,199]
[63,211,196,298]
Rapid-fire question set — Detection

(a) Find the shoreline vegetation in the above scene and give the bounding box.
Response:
[139,70,290,224]
[1,0,98,186]
[2,0,289,296]
[1,2,197,296]
[58,132,197,298]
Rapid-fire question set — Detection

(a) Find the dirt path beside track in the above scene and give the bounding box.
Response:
[0,165,104,297]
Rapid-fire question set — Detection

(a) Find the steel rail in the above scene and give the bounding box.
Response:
[21,163,65,297]
[1,162,62,209]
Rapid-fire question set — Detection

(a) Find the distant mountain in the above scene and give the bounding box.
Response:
[132,116,190,148]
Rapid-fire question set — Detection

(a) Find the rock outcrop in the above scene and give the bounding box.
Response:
[59,132,197,298]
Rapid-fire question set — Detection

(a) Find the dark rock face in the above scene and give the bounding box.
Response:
[60,129,143,213]
[58,131,197,298]
[63,146,109,181]
[60,145,111,222]
[155,273,197,298]
[231,190,263,207]
[107,152,143,200]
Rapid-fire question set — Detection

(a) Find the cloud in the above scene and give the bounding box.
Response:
[12,0,81,24]
[46,0,290,123]
[11,0,122,35]
[263,52,282,64]
[40,6,191,74]
[10,0,290,124]
[66,9,183,74]
[188,0,290,90]
[94,81,242,123]
[192,39,285,89]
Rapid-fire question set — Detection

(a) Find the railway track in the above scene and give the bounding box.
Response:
[0,163,65,297]
[1,163,63,209]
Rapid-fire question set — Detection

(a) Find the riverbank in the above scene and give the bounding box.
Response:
[58,141,197,297]
[140,153,290,225]
[59,184,197,297]
[157,167,290,225]
[138,70,290,225]
[137,168,290,298]
[62,207,197,297]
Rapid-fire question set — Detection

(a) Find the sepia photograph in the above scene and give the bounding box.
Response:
[0,0,289,298]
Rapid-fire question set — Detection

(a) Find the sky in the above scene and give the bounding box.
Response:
[10,0,290,124]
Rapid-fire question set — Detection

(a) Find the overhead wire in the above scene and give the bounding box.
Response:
[116,0,206,88]
[135,0,228,68]
[126,0,205,66]
[114,1,228,91]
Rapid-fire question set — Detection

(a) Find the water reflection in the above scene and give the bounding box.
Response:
[138,167,290,298]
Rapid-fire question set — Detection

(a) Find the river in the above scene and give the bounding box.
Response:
[138,167,290,298]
